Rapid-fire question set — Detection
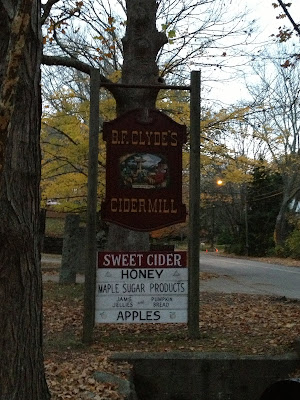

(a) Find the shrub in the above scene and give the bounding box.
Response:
[268,245,289,258]
[285,229,300,259]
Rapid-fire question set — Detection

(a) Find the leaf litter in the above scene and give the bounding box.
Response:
[43,277,300,399]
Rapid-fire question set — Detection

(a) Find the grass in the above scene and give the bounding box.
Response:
[43,281,84,302]
[44,330,84,351]
[45,217,65,237]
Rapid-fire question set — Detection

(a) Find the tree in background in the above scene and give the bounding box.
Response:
[41,86,108,211]
[200,107,259,253]
[42,0,252,88]
[247,54,300,246]
[247,162,283,256]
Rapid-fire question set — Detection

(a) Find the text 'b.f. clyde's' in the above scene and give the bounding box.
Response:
[101,109,187,231]
[110,129,178,146]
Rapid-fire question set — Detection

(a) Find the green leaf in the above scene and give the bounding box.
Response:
[168,29,176,38]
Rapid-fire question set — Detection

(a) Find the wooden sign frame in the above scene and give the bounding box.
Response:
[101,108,187,231]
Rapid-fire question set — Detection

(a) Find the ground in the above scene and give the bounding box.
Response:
[43,256,300,399]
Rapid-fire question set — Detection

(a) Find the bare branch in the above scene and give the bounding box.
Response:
[41,0,61,25]
[41,55,117,96]
[42,54,91,74]
[42,122,79,145]
[277,0,300,36]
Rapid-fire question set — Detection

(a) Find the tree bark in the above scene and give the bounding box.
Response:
[117,0,167,114]
[0,1,50,399]
[106,0,168,251]
[274,172,300,246]
[274,203,289,246]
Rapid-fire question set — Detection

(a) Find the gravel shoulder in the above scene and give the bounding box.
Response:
[207,251,300,268]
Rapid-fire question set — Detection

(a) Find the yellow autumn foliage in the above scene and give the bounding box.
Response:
[41,87,115,211]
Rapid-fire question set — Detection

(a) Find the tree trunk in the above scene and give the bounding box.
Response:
[274,194,290,246]
[274,173,299,246]
[274,210,287,246]
[0,1,50,399]
[106,0,168,251]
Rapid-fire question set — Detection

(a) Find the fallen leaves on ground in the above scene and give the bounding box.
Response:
[257,257,300,268]
[44,354,127,399]
[43,280,300,399]
[200,271,219,280]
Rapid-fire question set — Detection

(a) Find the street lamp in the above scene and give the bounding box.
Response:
[210,179,224,250]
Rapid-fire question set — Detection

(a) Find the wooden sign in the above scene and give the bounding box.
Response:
[101,109,187,231]
[95,251,188,323]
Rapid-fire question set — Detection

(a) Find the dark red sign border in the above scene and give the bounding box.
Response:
[101,109,187,231]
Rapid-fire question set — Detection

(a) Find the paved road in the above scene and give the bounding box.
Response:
[42,253,300,299]
[200,253,300,300]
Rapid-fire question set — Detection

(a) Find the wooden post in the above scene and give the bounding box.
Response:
[188,70,201,339]
[82,68,100,344]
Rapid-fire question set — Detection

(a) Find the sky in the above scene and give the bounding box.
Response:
[206,0,300,107]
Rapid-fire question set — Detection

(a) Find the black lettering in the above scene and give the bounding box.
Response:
[125,311,131,320]
[149,282,186,293]
[132,311,139,320]
[154,311,161,320]
[130,270,138,279]
[115,310,161,322]
[116,311,124,321]
[139,269,147,278]
[121,270,129,279]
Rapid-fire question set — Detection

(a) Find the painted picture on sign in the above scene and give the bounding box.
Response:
[119,153,169,189]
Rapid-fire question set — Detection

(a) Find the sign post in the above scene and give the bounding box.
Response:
[82,68,100,344]
[188,71,201,338]
[82,71,201,342]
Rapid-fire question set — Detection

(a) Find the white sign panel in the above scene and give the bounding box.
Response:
[95,251,188,323]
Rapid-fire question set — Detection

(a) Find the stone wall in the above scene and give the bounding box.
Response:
[111,352,299,400]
